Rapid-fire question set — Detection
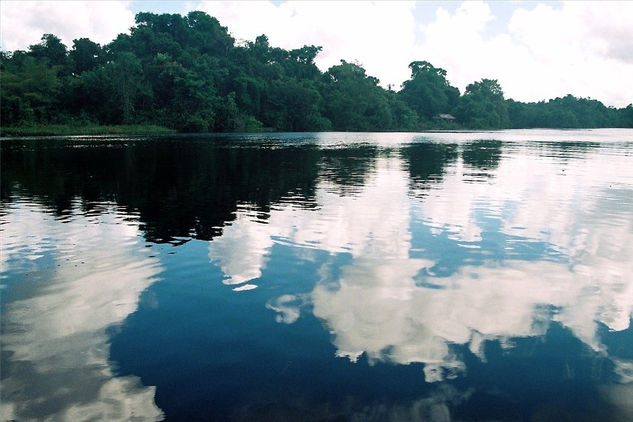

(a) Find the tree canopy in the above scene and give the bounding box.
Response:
[400,61,460,122]
[1,11,631,132]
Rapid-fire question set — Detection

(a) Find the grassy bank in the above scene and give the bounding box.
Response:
[0,124,177,137]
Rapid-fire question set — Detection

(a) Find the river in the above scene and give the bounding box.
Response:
[1,129,633,421]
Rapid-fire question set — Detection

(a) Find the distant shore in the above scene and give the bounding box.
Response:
[3,125,632,139]
[0,124,177,137]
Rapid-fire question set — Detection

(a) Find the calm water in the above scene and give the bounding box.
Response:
[1,130,633,421]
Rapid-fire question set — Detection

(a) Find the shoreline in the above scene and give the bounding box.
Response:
[0,124,177,137]
[1,125,631,140]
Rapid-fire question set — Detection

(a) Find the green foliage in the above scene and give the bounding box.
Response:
[69,38,104,74]
[455,79,509,129]
[322,60,400,131]
[1,11,630,133]
[1,54,61,123]
[507,95,624,128]
[0,124,175,137]
[621,105,633,127]
[28,34,68,68]
[104,52,151,124]
[400,61,459,121]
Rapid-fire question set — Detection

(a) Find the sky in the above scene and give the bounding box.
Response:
[1,1,632,107]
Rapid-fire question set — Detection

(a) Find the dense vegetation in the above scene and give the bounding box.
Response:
[2,11,632,134]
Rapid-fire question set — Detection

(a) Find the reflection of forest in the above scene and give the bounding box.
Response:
[1,138,516,243]
[462,140,503,169]
[1,138,318,242]
[401,142,458,193]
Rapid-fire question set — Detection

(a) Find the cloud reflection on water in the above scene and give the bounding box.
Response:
[210,155,419,288]
[0,205,163,421]
[208,140,633,386]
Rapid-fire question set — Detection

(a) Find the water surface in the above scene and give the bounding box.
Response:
[2,130,633,421]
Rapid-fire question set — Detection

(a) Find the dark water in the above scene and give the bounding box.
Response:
[1,130,633,421]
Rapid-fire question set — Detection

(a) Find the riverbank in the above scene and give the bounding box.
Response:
[0,124,177,137]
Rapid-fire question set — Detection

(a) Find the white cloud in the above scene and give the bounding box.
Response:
[209,207,278,288]
[306,248,631,382]
[0,204,163,421]
[417,1,633,107]
[266,294,306,324]
[0,1,134,51]
[194,0,417,88]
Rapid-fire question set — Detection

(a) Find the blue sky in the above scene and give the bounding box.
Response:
[129,0,188,15]
[2,1,631,107]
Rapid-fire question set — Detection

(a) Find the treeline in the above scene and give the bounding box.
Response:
[2,11,632,132]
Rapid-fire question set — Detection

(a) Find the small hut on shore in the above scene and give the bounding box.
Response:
[434,113,456,121]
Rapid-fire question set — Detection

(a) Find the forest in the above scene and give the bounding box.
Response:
[2,11,632,133]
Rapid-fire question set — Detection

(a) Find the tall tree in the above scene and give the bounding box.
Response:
[69,38,103,75]
[322,60,395,131]
[455,78,509,129]
[400,60,460,121]
[1,54,61,124]
[28,34,68,68]
[101,52,150,124]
